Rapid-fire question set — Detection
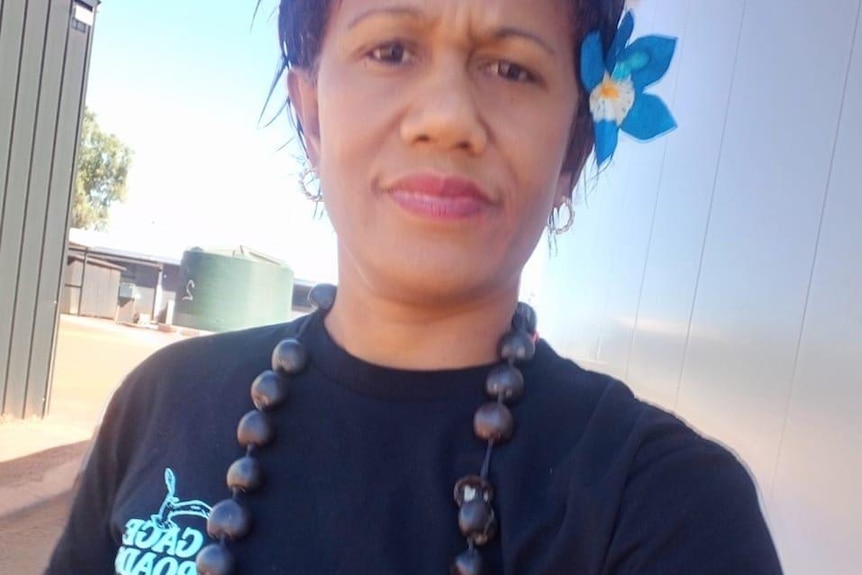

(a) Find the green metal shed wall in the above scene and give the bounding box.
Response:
[0,0,96,418]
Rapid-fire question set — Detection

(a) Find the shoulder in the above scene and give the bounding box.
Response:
[522,341,781,572]
[525,339,716,453]
[603,395,781,571]
[124,316,311,390]
[101,316,311,426]
[86,317,314,479]
[134,320,299,377]
[521,338,758,504]
[521,340,657,453]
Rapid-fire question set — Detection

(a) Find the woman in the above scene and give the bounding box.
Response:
[48,1,783,574]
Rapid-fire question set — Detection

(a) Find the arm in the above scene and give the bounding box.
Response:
[602,413,783,575]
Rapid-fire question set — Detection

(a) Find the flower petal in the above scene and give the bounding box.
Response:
[607,11,635,67]
[580,31,606,92]
[613,51,648,80]
[624,36,678,89]
[620,93,677,141]
[594,120,619,166]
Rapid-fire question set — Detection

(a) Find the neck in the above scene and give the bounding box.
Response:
[322,278,521,371]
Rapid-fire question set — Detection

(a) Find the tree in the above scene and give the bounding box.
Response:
[72,108,133,230]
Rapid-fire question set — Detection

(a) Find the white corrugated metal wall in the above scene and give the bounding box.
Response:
[535,1,862,573]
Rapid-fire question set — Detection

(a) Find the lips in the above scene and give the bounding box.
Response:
[385,173,492,220]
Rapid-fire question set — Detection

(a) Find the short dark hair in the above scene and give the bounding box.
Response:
[275,0,626,178]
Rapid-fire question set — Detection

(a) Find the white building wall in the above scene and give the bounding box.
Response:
[535,1,862,573]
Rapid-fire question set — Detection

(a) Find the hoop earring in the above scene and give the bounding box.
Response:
[549,197,575,235]
[298,164,322,202]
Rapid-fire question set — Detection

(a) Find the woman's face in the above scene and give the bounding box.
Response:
[290,0,579,306]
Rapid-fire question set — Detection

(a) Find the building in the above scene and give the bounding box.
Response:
[64,231,312,327]
[0,0,98,419]
[64,230,181,324]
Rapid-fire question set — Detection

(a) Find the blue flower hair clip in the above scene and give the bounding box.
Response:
[580,11,678,166]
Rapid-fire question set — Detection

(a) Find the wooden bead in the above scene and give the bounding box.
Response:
[473,402,514,443]
[195,543,235,575]
[307,283,337,310]
[227,456,263,492]
[497,330,536,362]
[237,410,274,448]
[485,364,524,403]
[453,475,494,506]
[207,499,251,540]
[512,302,537,334]
[271,338,308,375]
[457,499,498,546]
[450,548,485,575]
[251,370,288,411]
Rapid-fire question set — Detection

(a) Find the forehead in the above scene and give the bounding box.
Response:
[329,0,574,46]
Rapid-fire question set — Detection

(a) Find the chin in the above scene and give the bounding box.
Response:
[368,252,515,306]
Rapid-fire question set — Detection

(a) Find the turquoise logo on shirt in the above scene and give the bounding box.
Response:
[114,468,212,575]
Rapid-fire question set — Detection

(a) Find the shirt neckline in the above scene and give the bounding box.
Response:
[299,310,508,403]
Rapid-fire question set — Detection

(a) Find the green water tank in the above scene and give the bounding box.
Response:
[172,248,294,332]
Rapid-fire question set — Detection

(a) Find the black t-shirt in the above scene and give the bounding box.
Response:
[46,311,782,574]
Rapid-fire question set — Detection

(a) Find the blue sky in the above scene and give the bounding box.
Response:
[85,0,338,281]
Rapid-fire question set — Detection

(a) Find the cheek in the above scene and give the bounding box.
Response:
[497,97,576,248]
[491,85,578,182]
[315,80,397,217]
[506,114,573,205]
[316,97,359,177]
[315,61,366,171]
[314,86,368,222]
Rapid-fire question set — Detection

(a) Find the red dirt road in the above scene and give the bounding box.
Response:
[0,316,188,573]
[0,492,71,574]
[0,443,89,574]
[49,315,187,430]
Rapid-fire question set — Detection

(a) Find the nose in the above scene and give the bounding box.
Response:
[400,57,488,155]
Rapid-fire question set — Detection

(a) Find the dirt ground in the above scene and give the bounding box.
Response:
[0,493,71,574]
[1,315,188,463]
[0,443,90,574]
[0,315,187,573]
[48,315,188,433]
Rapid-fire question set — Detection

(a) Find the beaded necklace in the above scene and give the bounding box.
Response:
[194,284,538,575]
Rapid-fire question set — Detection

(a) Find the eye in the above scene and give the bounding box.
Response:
[489,60,536,83]
[367,42,414,65]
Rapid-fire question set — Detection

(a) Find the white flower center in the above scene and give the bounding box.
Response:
[589,73,636,125]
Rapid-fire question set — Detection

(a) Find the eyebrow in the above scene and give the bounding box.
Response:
[347,7,425,30]
[493,26,557,56]
[347,7,557,56]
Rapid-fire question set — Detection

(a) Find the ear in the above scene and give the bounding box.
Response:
[287,69,322,168]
